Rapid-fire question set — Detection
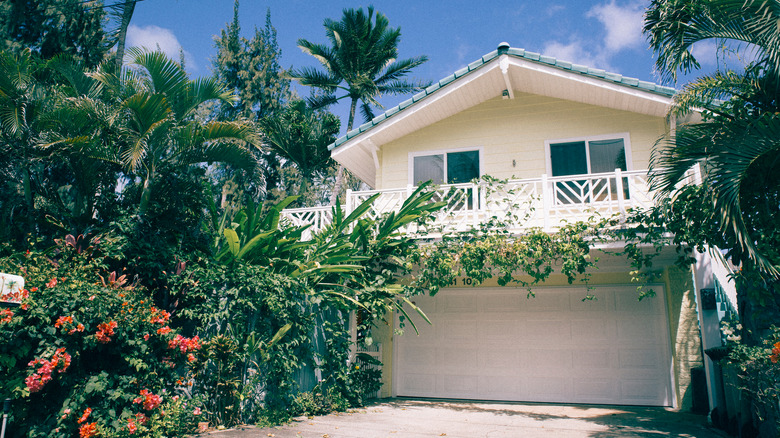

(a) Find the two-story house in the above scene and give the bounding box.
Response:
[283,43,736,413]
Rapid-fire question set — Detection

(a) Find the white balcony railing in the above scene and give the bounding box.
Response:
[281,169,697,238]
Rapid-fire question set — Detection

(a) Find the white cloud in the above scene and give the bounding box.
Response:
[540,1,644,72]
[126,25,197,72]
[541,41,614,71]
[690,40,719,67]
[586,1,645,53]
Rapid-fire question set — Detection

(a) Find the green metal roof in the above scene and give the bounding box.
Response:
[329,44,677,150]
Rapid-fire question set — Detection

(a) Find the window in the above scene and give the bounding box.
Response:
[547,135,631,203]
[412,149,480,185]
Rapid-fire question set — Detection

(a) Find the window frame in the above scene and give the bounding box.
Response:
[544,133,633,177]
[408,146,484,186]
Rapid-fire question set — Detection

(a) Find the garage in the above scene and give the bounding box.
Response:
[393,286,674,406]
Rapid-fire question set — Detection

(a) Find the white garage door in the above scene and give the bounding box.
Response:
[394,286,674,406]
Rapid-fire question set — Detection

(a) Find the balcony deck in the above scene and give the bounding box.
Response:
[281,169,697,238]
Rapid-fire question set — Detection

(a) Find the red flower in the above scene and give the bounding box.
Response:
[127,419,138,435]
[149,308,171,324]
[133,389,162,411]
[78,407,92,424]
[24,349,71,392]
[78,422,97,438]
[45,278,57,288]
[0,308,12,324]
[54,315,73,328]
[95,321,118,343]
[143,333,150,341]
[168,335,201,353]
[156,326,171,335]
[771,342,780,364]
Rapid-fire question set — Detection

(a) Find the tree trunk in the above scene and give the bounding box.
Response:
[138,174,153,217]
[114,1,137,71]
[328,98,357,206]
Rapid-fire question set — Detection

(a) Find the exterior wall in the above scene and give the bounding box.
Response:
[663,265,704,412]
[376,92,667,190]
[372,264,704,410]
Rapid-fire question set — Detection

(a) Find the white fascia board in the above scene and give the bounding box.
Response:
[507,57,674,111]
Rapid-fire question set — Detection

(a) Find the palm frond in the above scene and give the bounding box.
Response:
[127,48,189,97]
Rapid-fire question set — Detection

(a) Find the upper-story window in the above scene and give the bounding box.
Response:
[546,134,632,203]
[411,149,481,186]
[547,135,630,177]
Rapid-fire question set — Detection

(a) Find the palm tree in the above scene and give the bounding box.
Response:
[0,50,48,213]
[259,100,340,205]
[644,0,780,276]
[290,6,429,204]
[86,49,261,216]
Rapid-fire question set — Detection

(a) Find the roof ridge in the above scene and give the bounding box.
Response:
[330,44,676,150]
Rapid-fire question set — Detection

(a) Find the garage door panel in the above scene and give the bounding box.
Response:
[525,349,573,371]
[570,294,610,312]
[570,319,613,343]
[615,292,662,313]
[522,292,570,311]
[398,346,436,368]
[439,294,476,312]
[438,347,478,372]
[619,349,667,369]
[437,319,478,341]
[437,374,478,397]
[574,378,617,401]
[478,319,521,342]
[617,316,661,340]
[572,349,613,369]
[523,319,572,342]
[478,375,521,399]
[620,379,670,403]
[479,348,521,372]
[399,373,435,394]
[395,286,673,406]
[481,293,523,312]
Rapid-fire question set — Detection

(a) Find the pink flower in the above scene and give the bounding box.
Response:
[46,278,57,288]
[193,407,202,415]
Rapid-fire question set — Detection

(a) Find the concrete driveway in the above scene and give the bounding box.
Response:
[200,398,727,438]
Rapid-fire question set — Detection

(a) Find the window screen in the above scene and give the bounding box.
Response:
[413,154,444,185]
[413,150,479,185]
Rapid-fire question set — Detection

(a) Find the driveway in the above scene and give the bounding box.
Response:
[200,398,727,438]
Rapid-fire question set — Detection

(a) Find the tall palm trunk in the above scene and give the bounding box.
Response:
[114,1,137,71]
[328,98,357,206]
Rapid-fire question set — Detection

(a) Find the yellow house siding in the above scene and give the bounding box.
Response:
[376,92,667,190]
[663,265,704,412]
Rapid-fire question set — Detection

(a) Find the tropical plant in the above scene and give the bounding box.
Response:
[83,49,262,216]
[644,0,780,276]
[259,100,340,204]
[290,6,429,204]
[0,0,109,67]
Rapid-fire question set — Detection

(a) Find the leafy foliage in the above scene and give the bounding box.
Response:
[0,240,200,438]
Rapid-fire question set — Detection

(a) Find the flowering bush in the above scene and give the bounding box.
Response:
[0,244,202,437]
[724,325,780,433]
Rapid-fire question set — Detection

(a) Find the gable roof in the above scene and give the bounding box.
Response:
[331,43,677,187]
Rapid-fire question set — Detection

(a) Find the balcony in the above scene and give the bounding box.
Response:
[281,169,697,238]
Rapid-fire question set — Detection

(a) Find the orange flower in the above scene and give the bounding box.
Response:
[78,407,92,424]
[79,422,97,438]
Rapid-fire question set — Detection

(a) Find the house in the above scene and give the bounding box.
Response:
[282,43,737,412]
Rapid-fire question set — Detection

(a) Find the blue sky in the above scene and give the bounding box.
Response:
[127,0,722,131]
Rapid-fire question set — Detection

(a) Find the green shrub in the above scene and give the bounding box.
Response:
[0,242,201,437]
